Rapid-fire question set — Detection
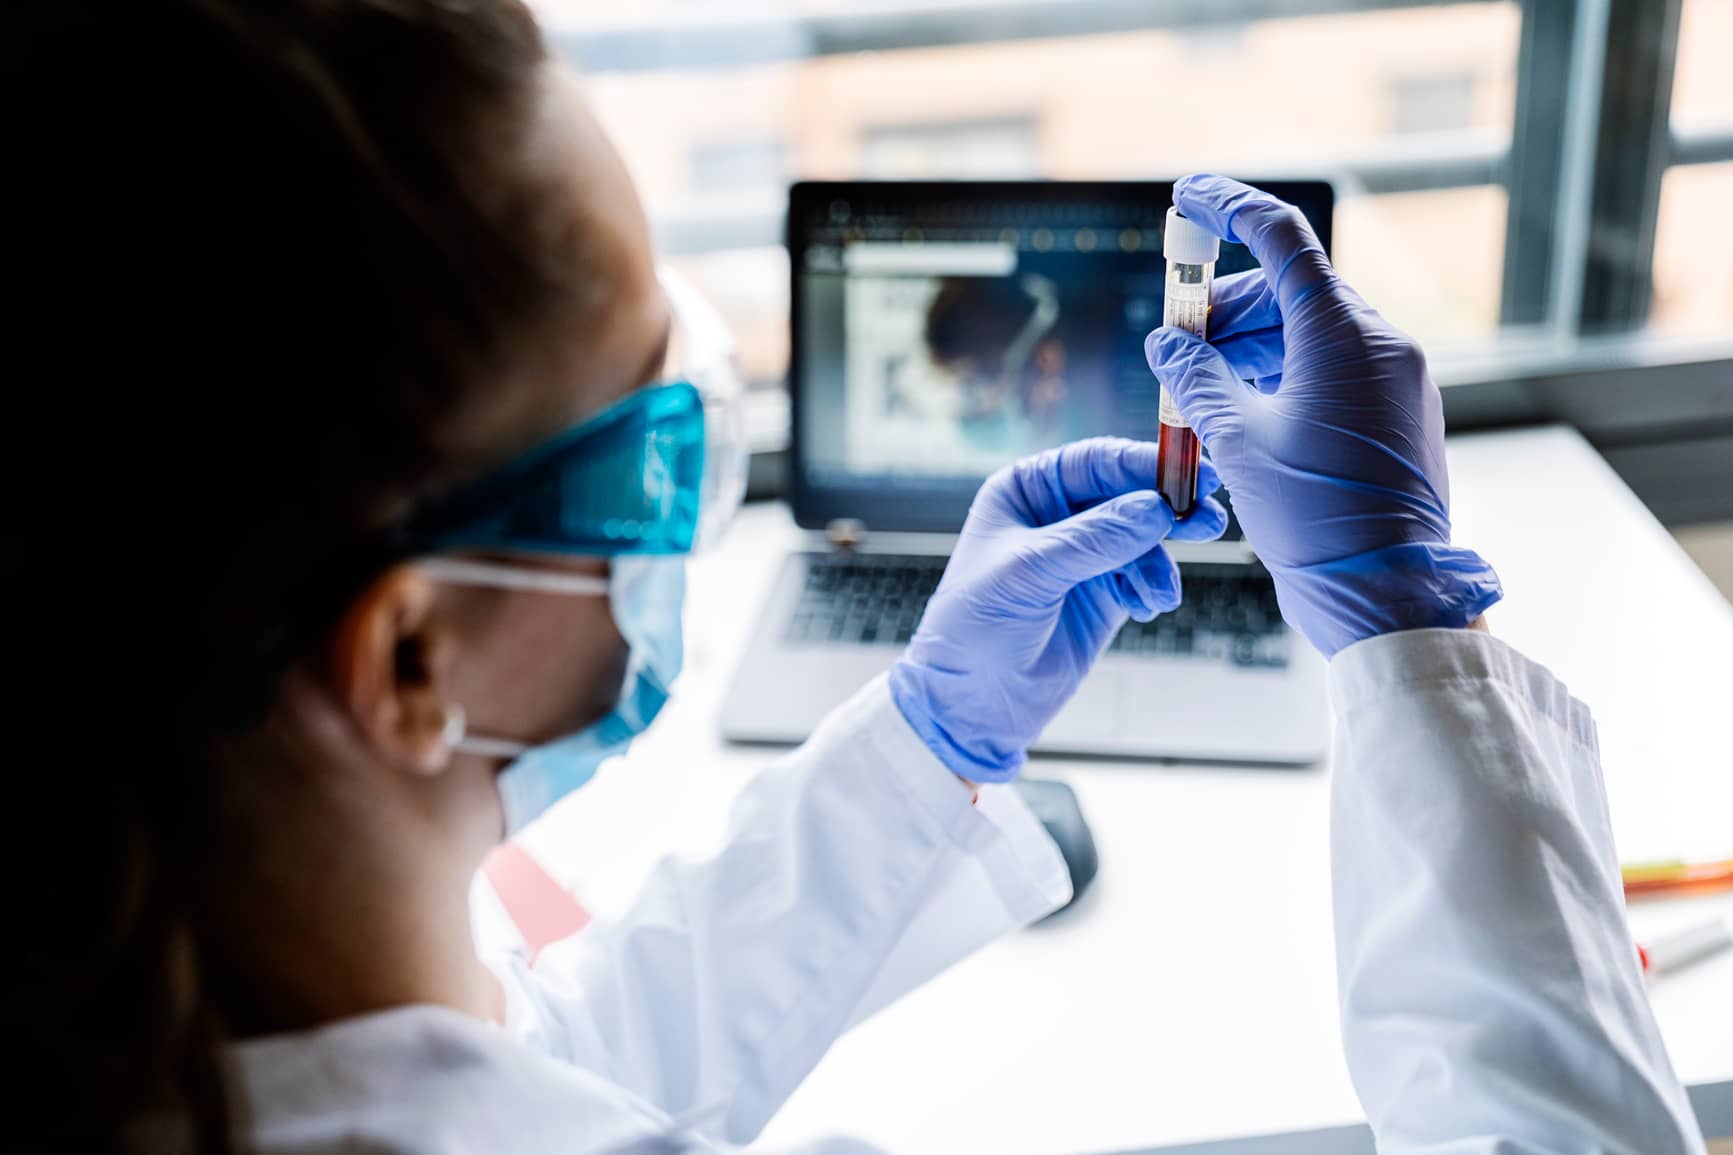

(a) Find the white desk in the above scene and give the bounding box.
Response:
[518,425,1733,1154]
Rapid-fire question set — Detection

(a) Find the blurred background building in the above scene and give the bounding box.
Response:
[530,0,1731,397]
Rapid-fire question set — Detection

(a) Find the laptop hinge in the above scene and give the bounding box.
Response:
[824,518,868,551]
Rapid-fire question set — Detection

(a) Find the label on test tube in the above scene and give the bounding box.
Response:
[1159,282,1210,428]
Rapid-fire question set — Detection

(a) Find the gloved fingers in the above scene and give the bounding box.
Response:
[1162,456,1225,536]
[1197,456,1223,498]
[1143,326,1251,449]
[1025,489,1175,594]
[1106,473,1223,610]
[1208,270,1281,338]
[1205,271,1285,380]
[1166,491,1230,541]
[1104,563,1153,621]
[1110,547,1182,622]
[1006,437,1165,523]
[1211,327,1285,383]
[1173,174,1337,318]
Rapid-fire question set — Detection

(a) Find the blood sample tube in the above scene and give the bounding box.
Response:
[1156,207,1219,518]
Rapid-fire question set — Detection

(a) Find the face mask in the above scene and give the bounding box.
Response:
[424,553,687,833]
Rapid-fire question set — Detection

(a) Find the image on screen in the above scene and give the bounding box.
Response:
[794,189,1269,499]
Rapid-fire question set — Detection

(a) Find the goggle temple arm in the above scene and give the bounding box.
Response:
[418,557,611,598]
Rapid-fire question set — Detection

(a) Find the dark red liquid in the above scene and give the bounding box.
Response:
[1156,421,1201,518]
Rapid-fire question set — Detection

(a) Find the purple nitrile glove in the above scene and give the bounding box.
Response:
[1144,174,1501,658]
[890,437,1227,783]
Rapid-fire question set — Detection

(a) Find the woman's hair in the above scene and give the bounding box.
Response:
[6,2,588,1149]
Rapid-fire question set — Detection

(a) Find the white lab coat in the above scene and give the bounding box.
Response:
[236,629,1706,1154]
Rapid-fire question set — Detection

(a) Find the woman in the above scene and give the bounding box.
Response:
[11,3,1703,1153]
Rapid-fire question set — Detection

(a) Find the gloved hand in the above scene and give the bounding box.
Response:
[1143,174,1502,657]
[890,437,1227,783]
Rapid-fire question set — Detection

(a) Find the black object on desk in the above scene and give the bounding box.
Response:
[1013,777,1098,918]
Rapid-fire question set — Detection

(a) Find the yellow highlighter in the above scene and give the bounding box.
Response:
[1622,857,1733,899]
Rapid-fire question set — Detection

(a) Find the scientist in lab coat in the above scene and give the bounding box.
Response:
[11,2,1703,1154]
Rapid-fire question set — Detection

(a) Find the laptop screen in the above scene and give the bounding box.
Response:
[788,180,1334,533]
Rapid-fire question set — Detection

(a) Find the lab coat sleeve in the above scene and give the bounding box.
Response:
[1329,628,1705,1155]
[495,673,1072,1145]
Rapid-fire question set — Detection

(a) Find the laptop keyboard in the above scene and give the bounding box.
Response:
[785,553,1290,668]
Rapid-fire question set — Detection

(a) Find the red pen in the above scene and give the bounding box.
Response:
[1637,917,1733,979]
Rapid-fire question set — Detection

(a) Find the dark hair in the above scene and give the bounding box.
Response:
[6,2,585,1149]
[923,276,1040,368]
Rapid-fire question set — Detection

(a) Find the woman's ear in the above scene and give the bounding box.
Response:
[326,565,461,776]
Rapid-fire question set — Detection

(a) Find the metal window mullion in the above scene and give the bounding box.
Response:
[1577,0,1683,332]
[1499,0,1582,329]
[1670,125,1733,168]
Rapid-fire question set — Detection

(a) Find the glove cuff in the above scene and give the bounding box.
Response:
[1279,543,1504,658]
[888,661,1027,785]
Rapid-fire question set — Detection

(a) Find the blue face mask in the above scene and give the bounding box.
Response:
[423,552,686,833]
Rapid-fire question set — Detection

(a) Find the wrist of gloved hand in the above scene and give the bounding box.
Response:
[1274,542,1504,658]
[888,662,1027,785]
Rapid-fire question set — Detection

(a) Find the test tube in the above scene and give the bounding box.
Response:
[1156,207,1220,518]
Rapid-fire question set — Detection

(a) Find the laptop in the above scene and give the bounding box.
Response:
[721,180,1333,764]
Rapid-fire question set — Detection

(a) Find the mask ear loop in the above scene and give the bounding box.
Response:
[423,557,608,761]
[442,704,467,748]
[441,701,530,759]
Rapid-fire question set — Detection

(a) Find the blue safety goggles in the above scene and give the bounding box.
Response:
[406,266,747,559]
[404,380,710,559]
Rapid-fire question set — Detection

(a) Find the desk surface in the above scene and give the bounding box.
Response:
[519,426,1733,1155]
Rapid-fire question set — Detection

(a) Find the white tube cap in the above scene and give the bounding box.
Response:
[1163,207,1220,266]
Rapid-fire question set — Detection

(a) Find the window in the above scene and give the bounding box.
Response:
[1652,161,1733,340]
[1389,72,1480,135]
[539,0,1733,461]
[691,138,787,193]
[1672,0,1733,130]
[1336,184,1507,343]
[859,116,1039,179]
[1656,0,1733,339]
[556,1,1529,389]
